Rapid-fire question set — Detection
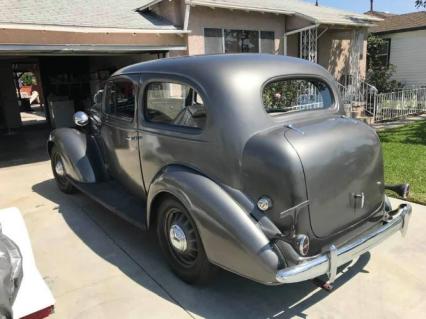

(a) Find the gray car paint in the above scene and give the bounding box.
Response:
[48,54,388,284]
[48,128,97,183]
[285,116,384,238]
[100,74,146,199]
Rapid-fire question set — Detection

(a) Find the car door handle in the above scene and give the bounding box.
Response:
[125,136,142,141]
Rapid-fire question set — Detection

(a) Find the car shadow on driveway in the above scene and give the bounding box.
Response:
[33,179,371,319]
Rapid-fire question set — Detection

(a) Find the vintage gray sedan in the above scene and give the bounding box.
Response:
[48,54,412,286]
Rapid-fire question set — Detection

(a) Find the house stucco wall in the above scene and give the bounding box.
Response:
[186,6,286,55]
[317,29,367,80]
[146,1,368,78]
[286,34,299,57]
[0,29,186,47]
[285,15,312,32]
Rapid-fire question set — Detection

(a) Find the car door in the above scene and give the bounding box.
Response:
[101,74,145,199]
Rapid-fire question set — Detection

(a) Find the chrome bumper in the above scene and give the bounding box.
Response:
[276,203,412,284]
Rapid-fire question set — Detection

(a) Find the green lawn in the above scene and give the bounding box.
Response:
[378,120,426,205]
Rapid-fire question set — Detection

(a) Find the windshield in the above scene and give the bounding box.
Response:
[263,78,334,115]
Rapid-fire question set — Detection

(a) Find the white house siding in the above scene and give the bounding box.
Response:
[385,30,426,86]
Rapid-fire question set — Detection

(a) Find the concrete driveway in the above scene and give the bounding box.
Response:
[0,160,425,318]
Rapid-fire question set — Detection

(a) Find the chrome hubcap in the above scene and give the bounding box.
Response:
[55,159,65,176]
[169,224,188,252]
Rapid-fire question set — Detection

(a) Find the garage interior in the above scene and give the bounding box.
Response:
[0,50,168,167]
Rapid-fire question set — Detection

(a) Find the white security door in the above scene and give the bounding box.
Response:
[300,27,318,63]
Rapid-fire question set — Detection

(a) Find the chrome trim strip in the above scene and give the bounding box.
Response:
[276,204,412,284]
[286,124,305,135]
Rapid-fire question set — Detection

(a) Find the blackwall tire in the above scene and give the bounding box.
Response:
[50,146,76,194]
[156,197,216,284]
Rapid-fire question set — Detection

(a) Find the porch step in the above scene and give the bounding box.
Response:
[356,116,375,125]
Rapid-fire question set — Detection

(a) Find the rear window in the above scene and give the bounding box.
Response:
[262,79,334,115]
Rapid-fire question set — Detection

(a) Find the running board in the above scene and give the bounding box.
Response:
[69,179,147,231]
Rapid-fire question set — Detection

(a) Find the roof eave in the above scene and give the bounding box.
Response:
[187,0,381,27]
[136,0,164,12]
[186,0,295,15]
[371,25,426,35]
[321,21,378,27]
[0,43,188,55]
[0,23,189,34]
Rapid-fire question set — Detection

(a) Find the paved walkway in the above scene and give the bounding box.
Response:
[373,113,426,131]
[0,160,425,318]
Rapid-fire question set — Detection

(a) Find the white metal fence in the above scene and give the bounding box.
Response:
[337,74,377,116]
[374,87,426,122]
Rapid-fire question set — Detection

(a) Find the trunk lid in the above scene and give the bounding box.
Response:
[285,115,384,238]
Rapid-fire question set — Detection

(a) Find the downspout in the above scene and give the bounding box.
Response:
[284,34,288,56]
[283,16,287,55]
[184,3,191,31]
[183,2,191,55]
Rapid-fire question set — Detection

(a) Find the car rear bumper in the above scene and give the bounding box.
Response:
[275,203,412,284]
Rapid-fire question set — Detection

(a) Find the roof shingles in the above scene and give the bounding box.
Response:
[370,11,426,34]
[0,0,177,30]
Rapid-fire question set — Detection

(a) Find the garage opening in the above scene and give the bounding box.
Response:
[13,62,47,126]
[0,52,167,167]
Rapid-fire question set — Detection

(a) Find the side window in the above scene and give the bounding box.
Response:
[145,82,206,129]
[104,78,135,120]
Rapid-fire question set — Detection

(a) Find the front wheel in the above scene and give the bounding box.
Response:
[50,146,76,194]
[157,197,216,284]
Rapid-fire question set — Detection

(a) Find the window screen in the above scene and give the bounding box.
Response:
[376,39,391,67]
[104,79,135,119]
[224,29,259,53]
[263,79,334,115]
[204,28,224,54]
[145,82,206,129]
[260,31,275,54]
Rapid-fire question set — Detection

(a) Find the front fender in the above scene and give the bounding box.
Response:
[147,165,281,284]
[48,128,103,183]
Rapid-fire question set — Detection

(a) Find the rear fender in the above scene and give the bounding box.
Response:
[147,165,281,284]
[48,128,105,183]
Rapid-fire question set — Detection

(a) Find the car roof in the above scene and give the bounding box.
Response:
[113,54,333,83]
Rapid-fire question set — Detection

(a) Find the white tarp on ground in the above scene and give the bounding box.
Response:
[0,207,55,319]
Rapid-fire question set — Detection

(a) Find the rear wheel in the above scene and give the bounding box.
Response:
[50,146,76,194]
[156,197,216,284]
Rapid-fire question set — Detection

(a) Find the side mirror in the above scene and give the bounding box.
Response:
[73,111,89,127]
[93,90,104,105]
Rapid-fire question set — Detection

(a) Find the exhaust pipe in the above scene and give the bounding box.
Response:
[385,184,410,199]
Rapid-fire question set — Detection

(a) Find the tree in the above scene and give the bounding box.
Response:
[366,34,403,93]
[21,73,34,86]
[416,0,426,8]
